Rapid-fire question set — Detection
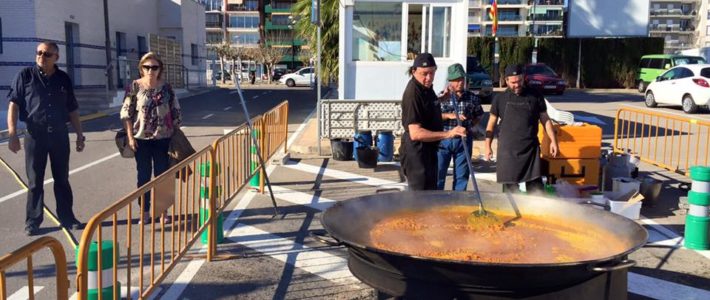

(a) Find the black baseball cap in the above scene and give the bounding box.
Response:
[413,53,437,68]
[504,64,523,77]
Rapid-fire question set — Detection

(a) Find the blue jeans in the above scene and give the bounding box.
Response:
[134,138,171,212]
[437,136,473,191]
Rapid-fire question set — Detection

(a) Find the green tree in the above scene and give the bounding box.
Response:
[292,0,338,85]
[211,43,233,84]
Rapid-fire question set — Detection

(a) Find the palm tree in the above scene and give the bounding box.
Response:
[292,0,338,85]
[211,42,233,84]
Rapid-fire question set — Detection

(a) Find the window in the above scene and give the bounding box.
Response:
[700,68,710,78]
[352,2,402,61]
[430,7,451,58]
[0,18,3,54]
[674,57,706,65]
[648,58,664,69]
[639,58,650,68]
[201,0,222,11]
[207,32,223,44]
[206,13,222,28]
[229,15,260,28]
[137,36,147,58]
[191,44,198,65]
[229,32,260,45]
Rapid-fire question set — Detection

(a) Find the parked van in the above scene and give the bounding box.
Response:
[638,54,705,93]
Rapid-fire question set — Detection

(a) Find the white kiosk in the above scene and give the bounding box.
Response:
[338,0,469,100]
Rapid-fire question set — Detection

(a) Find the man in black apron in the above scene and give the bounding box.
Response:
[400,53,466,190]
[483,64,558,193]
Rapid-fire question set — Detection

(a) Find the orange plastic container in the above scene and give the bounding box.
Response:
[543,158,600,186]
[538,123,602,159]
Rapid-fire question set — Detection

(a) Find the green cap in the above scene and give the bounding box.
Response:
[447,63,466,81]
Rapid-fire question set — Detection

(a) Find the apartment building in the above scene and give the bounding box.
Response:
[264,0,306,71]
[0,0,206,112]
[468,0,564,37]
[649,0,701,53]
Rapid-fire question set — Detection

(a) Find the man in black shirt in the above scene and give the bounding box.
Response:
[6,42,85,235]
[484,64,558,193]
[400,53,466,190]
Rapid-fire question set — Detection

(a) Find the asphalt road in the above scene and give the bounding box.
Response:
[0,85,319,299]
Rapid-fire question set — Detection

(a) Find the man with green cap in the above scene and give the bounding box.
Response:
[436,63,484,191]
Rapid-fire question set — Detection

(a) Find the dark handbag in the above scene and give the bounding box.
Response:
[114,129,135,158]
[168,128,196,179]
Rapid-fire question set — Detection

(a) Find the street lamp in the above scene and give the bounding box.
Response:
[288,15,297,71]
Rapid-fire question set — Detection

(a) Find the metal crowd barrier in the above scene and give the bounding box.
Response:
[0,236,69,300]
[73,101,289,300]
[320,99,403,139]
[613,106,710,176]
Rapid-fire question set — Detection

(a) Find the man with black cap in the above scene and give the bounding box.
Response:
[484,64,558,193]
[400,53,466,190]
[436,63,483,191]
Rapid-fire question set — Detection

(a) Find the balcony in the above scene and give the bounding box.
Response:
[265,39,307,47]
[529,0,564,5]
[469,0,483,8]
[528,15,563,22]
[650,8,696,18]
[265,20,292,31]
[266,2,294,14]
[497,0,524,5]
[486,15,524,22]
[650,23,695,33]
[206,21,223,29]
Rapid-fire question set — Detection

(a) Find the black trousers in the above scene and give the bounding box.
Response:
[24,129,75,227]
[502,177,544,194]
[134,138,171,212]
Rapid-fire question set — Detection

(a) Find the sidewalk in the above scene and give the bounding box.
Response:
[0,85,217,140]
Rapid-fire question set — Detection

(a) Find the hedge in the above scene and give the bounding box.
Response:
[467,37,665,88]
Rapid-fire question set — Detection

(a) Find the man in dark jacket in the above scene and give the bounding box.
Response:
[6,42,85,235]
[400,53,466,190]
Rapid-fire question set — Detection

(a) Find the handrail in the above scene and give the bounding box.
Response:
[613,106,710,176]
[0,237,69,300]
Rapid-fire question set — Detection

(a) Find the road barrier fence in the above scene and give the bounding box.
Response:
[0,236,70,300]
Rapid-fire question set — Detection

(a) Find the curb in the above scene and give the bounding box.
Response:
[0,86,218,140]
[287,87,338,155]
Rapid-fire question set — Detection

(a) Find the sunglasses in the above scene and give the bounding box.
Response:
[36,50,55,58]
[142,65,161,71]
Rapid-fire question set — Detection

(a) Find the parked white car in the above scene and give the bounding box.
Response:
[279,67,314,87]
[645,64,710,113]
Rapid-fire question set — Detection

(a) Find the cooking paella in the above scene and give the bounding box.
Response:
[369,205,628,264]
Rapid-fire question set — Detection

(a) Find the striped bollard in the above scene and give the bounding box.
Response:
[686,166,710,250]
[78,241,120,300]
[250,130,261,188]
[199,162,224,245]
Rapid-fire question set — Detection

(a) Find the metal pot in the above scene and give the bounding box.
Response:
[318,191,647,298]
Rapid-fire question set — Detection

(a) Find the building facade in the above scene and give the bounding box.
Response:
[468,0,564,38]
[0,0,206,112]
[649,0,701,53]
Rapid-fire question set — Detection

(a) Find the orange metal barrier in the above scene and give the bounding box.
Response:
[613,106,710,176]
[212,101,289,202]
[0,236,69,300]
[74,101,289,300]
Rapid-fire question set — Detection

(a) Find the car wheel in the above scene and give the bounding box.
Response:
[645,91,657,108]
[638,81,647,93]
[682,95,698,114]
[286,79,295,87]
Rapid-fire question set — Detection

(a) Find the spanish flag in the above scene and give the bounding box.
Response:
[489,0,498,36]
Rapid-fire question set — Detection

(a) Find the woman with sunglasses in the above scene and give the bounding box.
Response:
[120,52,182,224]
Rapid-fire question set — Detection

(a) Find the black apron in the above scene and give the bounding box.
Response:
[400,132,439,190]
[496,100,542,184]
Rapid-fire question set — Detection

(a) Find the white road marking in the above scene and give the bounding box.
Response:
[269,185,335,211]
[252,95,259,99]
[628,272,710,300]
[0,152,120,204]
[201,114,214,120]
[69,281,161,300]
[223,106,232,111]
[641,218,710,260]
[226,224,356,283]
[282,160,397,187]
[229,90,239,94]
[7,286,43,300]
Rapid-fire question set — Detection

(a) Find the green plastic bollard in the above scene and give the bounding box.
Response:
[686,166,710,250]
[78,241,121,300]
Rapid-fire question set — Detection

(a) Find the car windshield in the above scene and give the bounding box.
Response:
[673,57,706,65]
[526,65,557,76]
